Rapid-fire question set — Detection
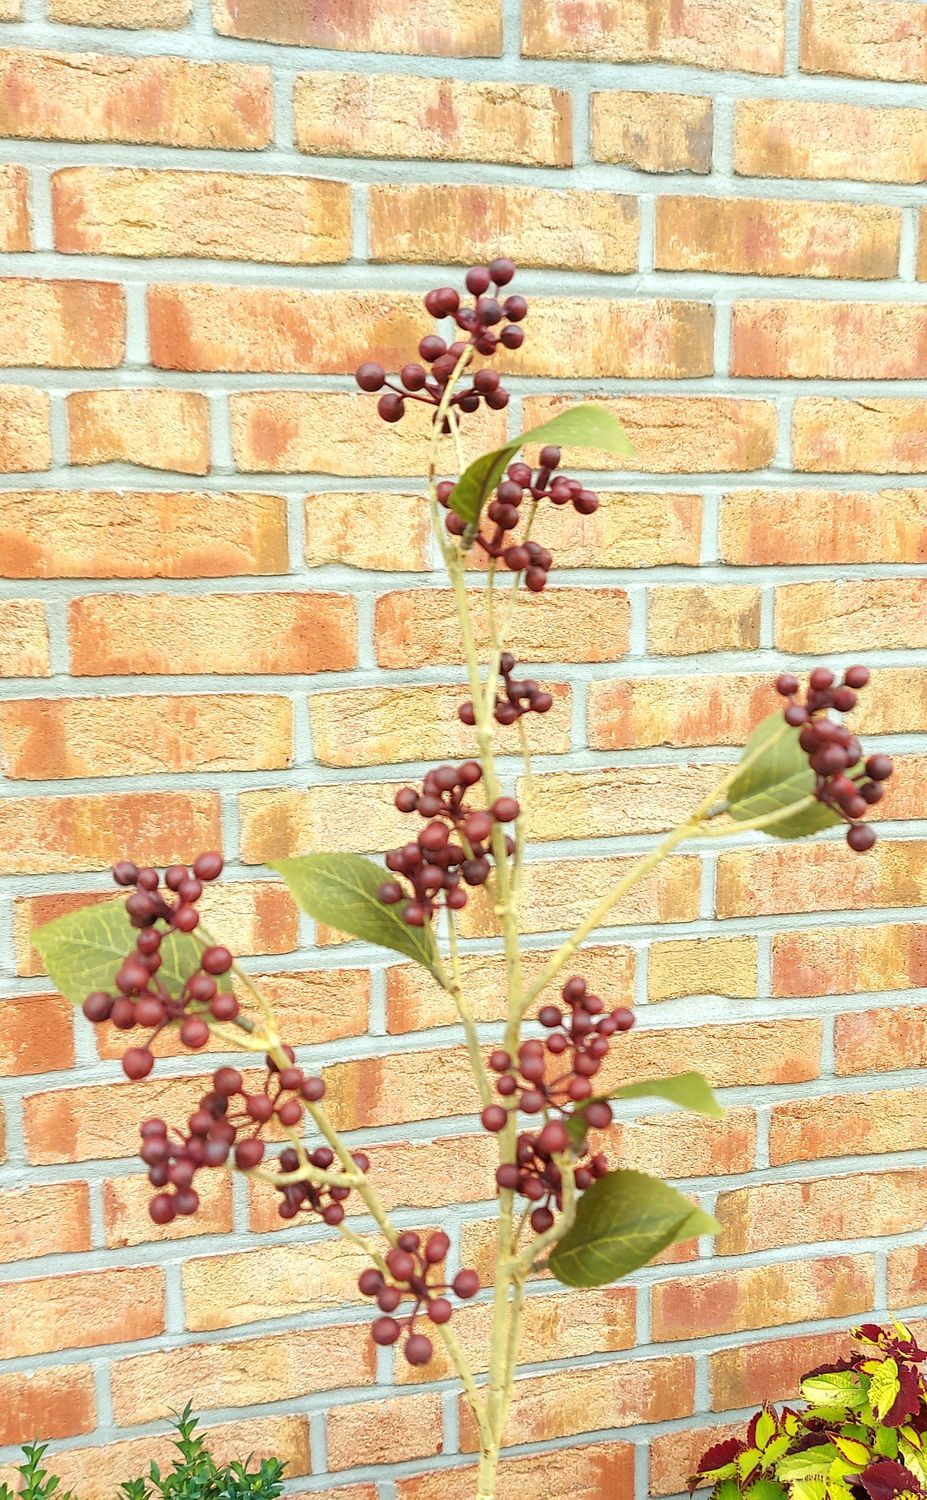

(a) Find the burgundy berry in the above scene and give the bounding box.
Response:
[847,823,877,852]
[492,796,520,823]
[378,392,404,423]
[355,362,385,392]
[372,1317,401,1346]
[489,257,516,286]
[427,1297,453,1325]
[466,267,491,295]
[482,1104,509,1133]
[193,851,223,881]
[866,754,894,781]
[453,1269,480,1299]
[405,1334,434,1366]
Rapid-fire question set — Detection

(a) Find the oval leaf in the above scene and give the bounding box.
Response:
[270,854,437,969]
[548,1168,719,1287]
[567,1071,722,1152]
[450,404,633,525]
[31,900,228,1005]
[727,713,841,839]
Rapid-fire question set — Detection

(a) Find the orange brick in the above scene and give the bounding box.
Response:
[0,1182,90,1262]
[0,694,292,779]
[657,197,899,279]
[613,1106,756,1178]
[836,1004,927,1077]
[793,399,927,475]
[0,489,287,578]
[479,490,702,570]
[54,167,349,264]
[0,49,272,148]
[231,390,507,476]
[294,73,570,166]
[328,1392,444,1470]
[458,853,699,939]
[66,389,209,474]
[0,599,50,676]
[460,1355,694,1451]
[213,0,501,52]
[716,1167,927,1254]
[0,163,30,250]
[847,667,927,735]
[0,1366,95,1446]
[711,1331,856,1413]
[26,1071,214,1165]
[0,991,74,1074]
[735,98,927,184]
[522,395,777,473]
[773,922,927,999]
[182,1240,368,1332]
[375,587,629,668]
[721,487,927,562]
[306,491,431,571]
[653,1255,874,1342]
[717,840,927,919]
[1,1264,163,1357]
[591,91,713,172]
[397,1441,635,1500]
[0,386,50,472]
[776,578,927,651]
[801,0,927,82]
[68,591,356,675]
[523,765,721,841]
[734,300,927,380]
[370,183,638,274]
[648,936,758,1002]
[506,298,713,380]
[0,278,124,367]
[49,0,191,23]
[600,1018,821,1090]
[770,1087,927,1166]
[522,0,785,71]
[321,1047,478,1132]
[0,788,220,876]
[889,1246,927,1309]
[588,671,774,750]
[919,215,927,281]
[461,1210,696,1285]
[240,781,411,862]
[648,584,760,655]
[650,1422,742,1497]
[102,1170,233,1248]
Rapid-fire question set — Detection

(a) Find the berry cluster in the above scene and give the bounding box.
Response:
[355,259,526,426]
[378,762,519,926]
[459,652,554,728]
[358,1231,480,1366]
[496,1120,610,1234]
[141,1053,328,1225]
[275,1143,370,1226]
[81,855,236,1080]
[775,666,893,851]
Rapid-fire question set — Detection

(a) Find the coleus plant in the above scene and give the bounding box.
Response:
[30,261,895,1500]
[690,1322,927,1500]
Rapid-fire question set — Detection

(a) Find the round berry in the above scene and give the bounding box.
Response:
[193,851,223,881]
[492,796,520,823]
[530,1206,555,1234]
[488,257,516,286]
[585,1099,614,1130]
[405,1334,434,1366]
[425,1231,451,1263]
[372,1316,401,1346]
[386,1248,416,1282]
[844,665,870,690]
[775,673,800,697]
[356,362,386,392]
[83,991,113,1023]
[149,1193,176,1225]
[537,1120,569,1156]
[180,1017,210,1049]
[482,1104,508,1133]
[123,1047,154,1081]
[202,946,233,975]
[427,1297,453,1325]
[377,392,405,423]
[210,992,239,1023]
[466,267,491,295]
[866,754,894,782]
[847,823,877,852]
[453,1269,480,1299]
[538,445,561,470]
[113,861,140,886]
[359,1268,384,1297]
[235,1138,265,1170]
[809,667,835,692]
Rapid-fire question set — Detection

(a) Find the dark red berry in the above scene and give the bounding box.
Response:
[372,1316,401,1346]
[355,362,385,392]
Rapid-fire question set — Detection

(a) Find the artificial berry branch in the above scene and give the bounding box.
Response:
[31,260,899,1500]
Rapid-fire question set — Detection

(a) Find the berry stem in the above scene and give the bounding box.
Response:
[445,907,493,1107]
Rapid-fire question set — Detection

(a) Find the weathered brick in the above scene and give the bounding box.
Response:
[776,578,927,651]
[848,668,927,735]
[717,840,927,919]
[801,0,927,83]
[521,395,777,472]
[0,386,50,472]
[836,1005,927,1077]
[0,278,124,367]
[305,492,431,571]
[591,91,712,172]
[55,167,349,264]
[396,1440,634,1500]
[648,936,758,1002]
[650,1422,747,1497]
[103,1170,232,1247]
[889,1247,927,1309]
[648,583,761,655]
[375,587,629,667]
[182,1240,368,1332]
[522,765,720,841]
[328,1393,444,1470]
[231,389,508,475]
[479,490,703,570]
[0,1265,163,1357]
[370,183,638,273]
[26,1071,214,1164]
[587,672,774,750]
[0,599,50,676]
[656,197,899,279]
[721,487,927,562]
[772,922,927,999]
[0,789,220,875]
[0,1366,95,1447]
[295,73,571,166]
[68,591,357,675]
[792,400,927,475]
[213,0,501,52]
[66,389,210,474]
[613,1107,756,1178]
[770,1087,927,1166]
[0,163,29,250]
[716,1167,927,1254]
[734,301,927,380]
[321,1047,478,1132]
[652,1255,874,1341]
[0,695,293,778]
[735,99,927,184]
[522,0,785,72]
[0,49,273,148]
[0,1182,90,1262]
[50,0,190,22]
[710,1330,855,1413]
[240,782,409,862]
[598,1018,821,1090]
[508,298,714,379]
[0,489,288,578]
[0,991,74,1075]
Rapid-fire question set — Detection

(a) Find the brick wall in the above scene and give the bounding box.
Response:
[0,1,926,1496]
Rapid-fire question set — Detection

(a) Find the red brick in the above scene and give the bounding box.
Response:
[0,1264,163,1357]
[0,278,124,367]
[770,1087,927,1166]
[734,300,927,380]
[652,1255,874,1341]
[0,163,30,250]
[710,1330,856,1412]
[213,0,502,53]
[103,1169,232,1247]
[328,1393,444,1470]
[522,0,786,72]
[0,789,220,875]
[396,1441,635,1500]
[776,578,927,651]
[599,1018,821,1090]
[0,386,50,472]
[836,1004,927,1076]
[522,395,777,472]
[182,1240,369,1332]
[718,840,927,919]
[0,1366,95,1446]
[0,1182,91,1262]
[889,1247,927,1309]
[648,584,760,654]
[656,197,899,279]
[0,991,74,1075]
[0,599,50,677]
[801,0,927,83]
[66,389,210,474]
[793,399,927,475]
[505,298,713,379]
[735,98,927,184]
[772,922,927,1000]
[716,1167,927,1253]
[650,1422,742,1497]
[588,671,774,750]
[721,487,927,562]
[305,491,431,571]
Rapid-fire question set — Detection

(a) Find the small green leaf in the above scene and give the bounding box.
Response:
[713,1482,742,1500]
[777,1445,837,1480]
[567,1071,723,1151]
[743,1480,788,1500]
[449,404,633,525]
[755,1410,778,1452]
[869,1358,902,1423]
[548,1168,719,1287]
[270,854,437,968]
[727,713,842,840]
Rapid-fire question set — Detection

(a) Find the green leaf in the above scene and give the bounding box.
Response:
[269,854,437,969]
[801,1372,866,1412]
[869,1357,901,1423]
[786,1483,826,1500]
[30,900,228,1005]
[726,713,842,840]
[755,1410,778,1452]
[743,1481,788,1500]
[548,1168,719,1287]
[777,1445,837,1480]
[713,1482,742,1500]
[449,404,634,525]
[567,1071,723,1151]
